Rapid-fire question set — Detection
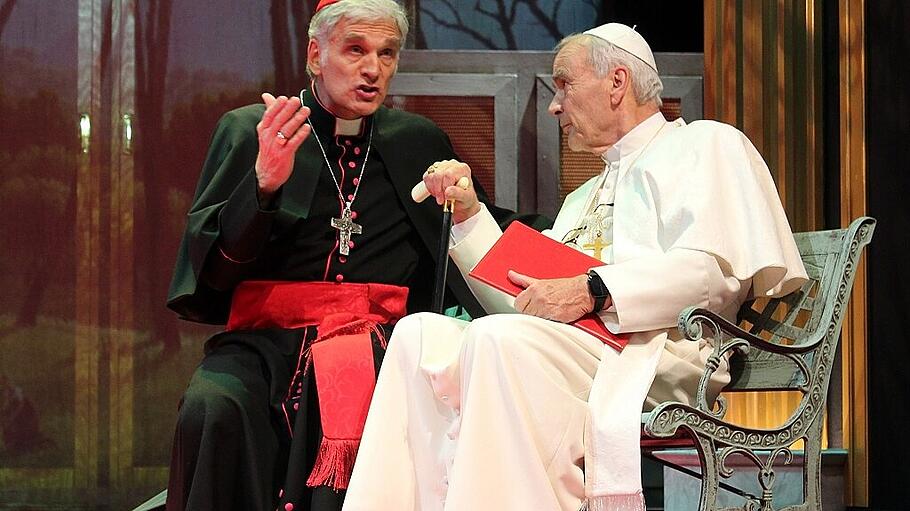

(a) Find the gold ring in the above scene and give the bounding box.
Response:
[456,176,470,190]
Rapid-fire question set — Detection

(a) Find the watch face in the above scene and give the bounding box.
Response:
[587,271,608,299]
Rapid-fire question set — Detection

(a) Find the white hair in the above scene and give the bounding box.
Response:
[306,0,408,77]
[556,33,663,108]
[308,0,409,46]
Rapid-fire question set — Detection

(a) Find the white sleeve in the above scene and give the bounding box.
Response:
[593,249,746,334]
[447,204,517,314]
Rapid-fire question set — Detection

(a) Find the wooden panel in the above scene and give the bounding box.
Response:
[386,96,496,197]
[839,0,868,505]
[705,0,824,228]
[703,0,832,464]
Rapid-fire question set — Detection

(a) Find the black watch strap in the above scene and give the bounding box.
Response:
[586,270,610,312]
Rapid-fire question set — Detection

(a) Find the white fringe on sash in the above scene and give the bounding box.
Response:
[580,491,647,511]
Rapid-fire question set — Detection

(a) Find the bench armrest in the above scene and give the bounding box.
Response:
[675,306,819,416]
[678,306,818,356]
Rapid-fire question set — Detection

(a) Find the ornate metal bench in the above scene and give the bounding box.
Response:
[642,216,875,511]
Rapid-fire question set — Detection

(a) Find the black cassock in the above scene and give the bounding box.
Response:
[164,89,549,511]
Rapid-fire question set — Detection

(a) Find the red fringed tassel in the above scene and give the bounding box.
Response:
[306,438,361,490]
[303,319,386,376]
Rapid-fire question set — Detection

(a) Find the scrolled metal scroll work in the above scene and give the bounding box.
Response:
[719,446,793,511]
[643,217,876,511]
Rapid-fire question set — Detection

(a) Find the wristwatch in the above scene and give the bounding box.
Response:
[586,270,610,312]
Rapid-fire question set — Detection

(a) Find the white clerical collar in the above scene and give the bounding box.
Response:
[334,116,364,137]
[310,81,367,137]
[601,111,668,164]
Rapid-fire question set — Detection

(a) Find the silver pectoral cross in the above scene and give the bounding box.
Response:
[331,203,362,256]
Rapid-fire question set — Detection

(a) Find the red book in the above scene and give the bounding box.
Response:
[468,222,629,351]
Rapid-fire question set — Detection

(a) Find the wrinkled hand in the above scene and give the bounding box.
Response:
[510,270,594,323]
[422,159,481,224]
[255,93,312,196]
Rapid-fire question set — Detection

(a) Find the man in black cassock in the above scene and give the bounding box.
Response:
[163,1,548,510]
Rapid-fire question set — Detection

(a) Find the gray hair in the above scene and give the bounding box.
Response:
[556,33,663,108]
[308,0,409,47]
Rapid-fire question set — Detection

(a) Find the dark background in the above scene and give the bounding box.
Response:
[864,1,910,509]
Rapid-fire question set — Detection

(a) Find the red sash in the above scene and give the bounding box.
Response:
[226,280,408,490]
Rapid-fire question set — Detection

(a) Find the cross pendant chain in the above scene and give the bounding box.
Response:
[331,202,362,256]
[302,89,375,259]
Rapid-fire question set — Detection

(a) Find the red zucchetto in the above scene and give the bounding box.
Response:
[315,0,342,12]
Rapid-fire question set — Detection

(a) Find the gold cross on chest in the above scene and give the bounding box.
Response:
[331,205,362,256]
[582,231,610,261]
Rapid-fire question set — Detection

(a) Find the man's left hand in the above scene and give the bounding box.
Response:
[422,159,481,224]
[509,270,594,323]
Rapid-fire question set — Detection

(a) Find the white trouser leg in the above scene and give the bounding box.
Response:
[344,313,469,511]
[345,312,603,511]
[441,314,603,511]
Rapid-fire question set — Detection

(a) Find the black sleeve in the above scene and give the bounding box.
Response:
[202,170,283,291]
[166,105,272,323]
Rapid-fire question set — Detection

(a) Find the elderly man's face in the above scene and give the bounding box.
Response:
[309,17,401,119]
[548,43,614,154]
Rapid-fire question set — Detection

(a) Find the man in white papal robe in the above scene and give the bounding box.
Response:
[342,23,808,511]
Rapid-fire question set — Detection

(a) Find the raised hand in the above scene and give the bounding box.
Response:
[255,93,312,197]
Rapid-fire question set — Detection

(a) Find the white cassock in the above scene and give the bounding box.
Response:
[342,112,808,511]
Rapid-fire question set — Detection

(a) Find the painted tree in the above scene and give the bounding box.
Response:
[0,0,79,329]
[421,0,597,49]
[135,0,178,353]
[270,0,314,93]
[0,0,17,39]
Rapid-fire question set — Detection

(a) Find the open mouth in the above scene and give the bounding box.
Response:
[356,85,380,98]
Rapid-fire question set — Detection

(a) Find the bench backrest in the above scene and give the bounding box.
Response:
[727,217,876,392]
